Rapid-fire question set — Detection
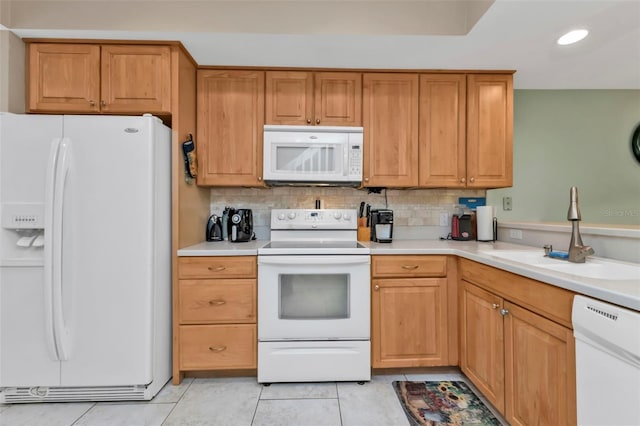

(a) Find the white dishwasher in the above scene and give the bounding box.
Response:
[572,295,640,426]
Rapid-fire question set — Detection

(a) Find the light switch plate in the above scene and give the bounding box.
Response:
[439,212,449,226]
[503,197,513,211]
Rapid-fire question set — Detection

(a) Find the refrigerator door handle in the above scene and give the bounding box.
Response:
[45,137,73,361]
[44,137,62,361]
[51,137,72,361]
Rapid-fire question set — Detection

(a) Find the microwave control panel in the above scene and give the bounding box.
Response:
[348,144,362,177]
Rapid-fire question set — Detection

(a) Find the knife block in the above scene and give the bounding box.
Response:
[357,218,371,242]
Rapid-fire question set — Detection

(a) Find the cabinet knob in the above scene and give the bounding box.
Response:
[306,119,311,124]
[208,299,226,306]
[364,177,369,182]
[208,345,227,353]
[491,303,499,309]
[316,119,320,124]
[207,266,226,272]
[374,284,380,291]
[88,100,96,106]
[100,100,106,107]
[460,177,466,183]
[469,177,475,183]
[500,308,509,316]
[258,177,262,181]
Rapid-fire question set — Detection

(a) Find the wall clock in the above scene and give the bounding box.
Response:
[633,122,640,164]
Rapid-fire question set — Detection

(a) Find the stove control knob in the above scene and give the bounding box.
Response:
[333,212,342,220]
[287,212,296,220]
[277,213,285,221]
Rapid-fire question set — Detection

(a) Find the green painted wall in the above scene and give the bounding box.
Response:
[488,90,640,226]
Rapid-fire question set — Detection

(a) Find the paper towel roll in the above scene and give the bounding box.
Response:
[476,206,494,241]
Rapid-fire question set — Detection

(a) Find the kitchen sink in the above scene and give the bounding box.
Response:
[483,249,640,281]
[483,250,558,265]
[532,260,640,281]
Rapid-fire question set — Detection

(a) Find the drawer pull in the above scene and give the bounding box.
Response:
[492,303,499,309]
[401,265,419,270]
[209,345,227,353]
[208,299,226,306]
[207,266,226,272]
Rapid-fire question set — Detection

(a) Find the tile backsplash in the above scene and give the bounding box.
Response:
[210,187,485,240]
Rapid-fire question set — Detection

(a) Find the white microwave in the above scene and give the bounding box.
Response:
[263,125,363,186]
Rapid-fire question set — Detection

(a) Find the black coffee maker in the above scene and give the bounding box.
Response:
[228,209,254,242]
[370,209,393,243]
[206,214,223,241]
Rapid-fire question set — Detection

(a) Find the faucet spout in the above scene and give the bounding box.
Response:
[566,186,594,263]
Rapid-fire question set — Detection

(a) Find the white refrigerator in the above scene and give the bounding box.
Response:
[0,113,172,403]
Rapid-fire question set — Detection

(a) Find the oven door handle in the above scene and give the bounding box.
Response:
[258,255,369,266]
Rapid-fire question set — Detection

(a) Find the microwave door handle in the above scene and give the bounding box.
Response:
[343,144,349,176]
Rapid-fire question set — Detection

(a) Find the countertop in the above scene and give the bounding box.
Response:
[177,239,640,311]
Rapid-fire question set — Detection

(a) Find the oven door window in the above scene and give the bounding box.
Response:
[279,274,349,319]
[275,145,338,174]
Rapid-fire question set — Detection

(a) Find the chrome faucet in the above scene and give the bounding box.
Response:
[567,186,594,263]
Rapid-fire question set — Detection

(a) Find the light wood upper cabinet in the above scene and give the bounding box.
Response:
[265,71,362,126]
[197,70,265,187]
[418,74,467,187]
[100,45,171,114]
[28,43,101,112]
[27,43,171,115]
[363,73,419,187]
[466,74,513,188]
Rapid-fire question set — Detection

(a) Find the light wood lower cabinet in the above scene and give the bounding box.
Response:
[371,255,457,368]
[459,259,576,426]
[176,256,257,376]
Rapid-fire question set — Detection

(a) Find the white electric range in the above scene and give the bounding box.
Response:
[257,209,371,383]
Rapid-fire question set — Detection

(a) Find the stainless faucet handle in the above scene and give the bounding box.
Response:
[580,245,595,258]
[567,186,581,221]
[543,244,553,256]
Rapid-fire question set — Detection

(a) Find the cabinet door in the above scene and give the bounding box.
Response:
[466,74,513,188]
[418,74,466,187]
[197,70,265,186]
[314,72,362,126]
[27,43,100,113]
[504,301,576,426]
[460,281,505,412]
[101,45,171,114]
[265,71,313,125]
[372,278,448,368]
[363,73,419,187]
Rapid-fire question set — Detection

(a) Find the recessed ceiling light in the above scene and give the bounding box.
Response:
[557,29,589,45]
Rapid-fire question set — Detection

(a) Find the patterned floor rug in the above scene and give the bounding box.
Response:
[393,381,501,426]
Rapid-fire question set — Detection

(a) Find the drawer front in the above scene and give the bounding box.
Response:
[179,279,256,324]
[178,256,257,279]
[179,324,256,370]
[372,255,447,278]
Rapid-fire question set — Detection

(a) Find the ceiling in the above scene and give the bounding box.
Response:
[2,0,639,89]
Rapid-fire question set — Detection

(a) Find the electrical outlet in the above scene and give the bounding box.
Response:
[439,212,450,226]
[503,196,513,211]
[509,229,523,239]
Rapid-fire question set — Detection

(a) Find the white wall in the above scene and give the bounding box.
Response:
[488,90,640,226]
[0,29,24,113]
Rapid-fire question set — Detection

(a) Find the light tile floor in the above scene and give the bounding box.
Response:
[0,368,508,426]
